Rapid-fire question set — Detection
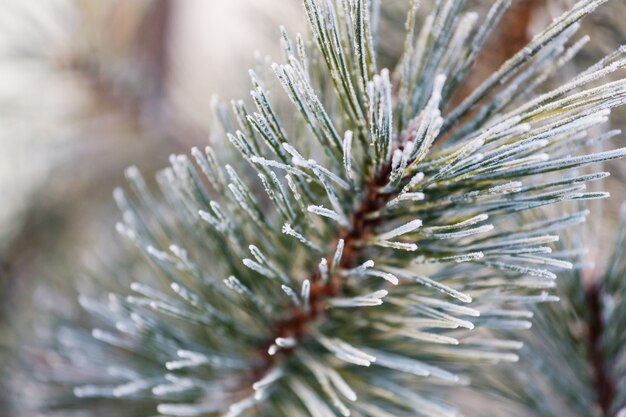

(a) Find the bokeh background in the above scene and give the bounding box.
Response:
[1,0,624,415]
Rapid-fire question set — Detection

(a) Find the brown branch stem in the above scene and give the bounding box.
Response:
[249,158,398,383]
[585,282,617,417]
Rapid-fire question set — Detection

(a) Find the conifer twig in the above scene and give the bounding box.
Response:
[18,1,626,416]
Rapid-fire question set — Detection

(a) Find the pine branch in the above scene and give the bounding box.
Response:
[472,206,626,416]
[19,1,626,417]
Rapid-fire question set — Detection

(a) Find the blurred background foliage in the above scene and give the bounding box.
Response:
[1,0,625,416]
